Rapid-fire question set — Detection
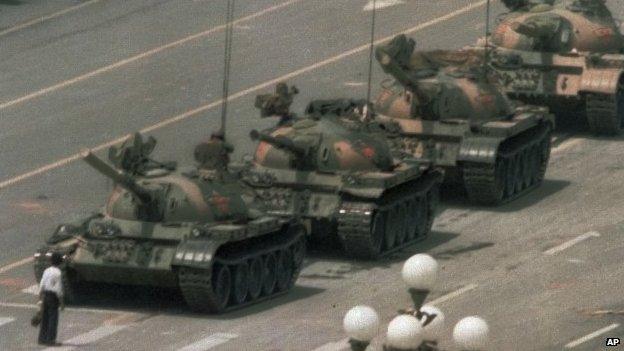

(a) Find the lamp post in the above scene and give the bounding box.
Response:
[401,254,438,310]
[344,305,380,351]
[341,254,489,351]
[452,316,489,351]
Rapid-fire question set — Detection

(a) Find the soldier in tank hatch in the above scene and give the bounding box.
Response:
[255,82,299,127]
[194,130,234,173]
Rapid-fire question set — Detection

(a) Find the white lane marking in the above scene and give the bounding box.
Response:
[427,283,478,305]
[363,0,405,11]
[177,333,238,351]
[21,284,39,295]
[0,0,103,38]
[552,138,583,154]
[564,323,620,348]
[43,325,128,351]
[0,317,15,328]
[312,338,349,351]
[544,231,601,255]
[0,0,487,193]
[0,257,34,274]
[312,284,479,351]
[0,0,303,112]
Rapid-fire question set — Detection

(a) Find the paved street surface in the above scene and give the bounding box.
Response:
[1,0,623,350]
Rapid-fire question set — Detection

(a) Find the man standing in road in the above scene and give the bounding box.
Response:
[38,252,64,346]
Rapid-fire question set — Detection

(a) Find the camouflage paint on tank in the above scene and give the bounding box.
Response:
[375,34,555,205]
[34,133,306,313]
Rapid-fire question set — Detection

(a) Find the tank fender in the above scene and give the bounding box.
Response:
[457,137,503,164]
[172,240,221,269]
[580,69,624,95]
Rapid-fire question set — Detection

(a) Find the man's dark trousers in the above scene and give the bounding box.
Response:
[38,291,59,345]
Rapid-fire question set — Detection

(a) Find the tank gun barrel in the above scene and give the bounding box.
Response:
[81,149,153,204]
[249,130,307,157]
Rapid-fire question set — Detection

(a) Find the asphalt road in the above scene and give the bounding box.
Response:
[0,0,623,350]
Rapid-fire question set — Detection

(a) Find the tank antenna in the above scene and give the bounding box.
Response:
[365,0,378,118]
[219,0,236,139]
[483,0,491,78]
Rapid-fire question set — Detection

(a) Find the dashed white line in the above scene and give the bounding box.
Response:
[21,284,39,295]
[0,317,15,328]
[312,338,349,351]
[0,0,487,194]
[177,333,238,351]
[43,325,128,351]
[363,0,405,11]
[544,231,601,255]
[552,137,584,154]
[564,323,620,348]
[0,0,104,38]
[427,283,478,305]
[0,301,125,315]
[312,284,478,351]
[0,257,34,274]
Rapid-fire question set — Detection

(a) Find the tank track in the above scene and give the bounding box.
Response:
[462,122,552,205]
[178,228,306,314]
[586,90,624,135]
[337,173,440,260]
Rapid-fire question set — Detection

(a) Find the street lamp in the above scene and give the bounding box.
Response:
[384,314,423,350]
[452,316,489,351]
[401,254,438,310]
[341,254,488,351]
[344,305,380,351]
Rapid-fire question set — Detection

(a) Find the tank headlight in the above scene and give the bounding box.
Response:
[191,228,203,238]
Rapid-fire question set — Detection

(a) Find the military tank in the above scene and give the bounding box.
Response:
[481,0,624,134]
[33,133,305,313]
[374,34,555,205]
[243,86,443,260]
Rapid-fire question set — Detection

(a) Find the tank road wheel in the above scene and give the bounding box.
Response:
[291,236,306,272]
[247,258,263,301]
[261,253,277,296]
[521,148,532,189]
[384,207,399,250]
[529,145,541,185]
[503,157,515,199]
[586,79,624,135]
[210,264,232,312]
[230,262,249,306]
[395,204,408,245]
[538,135,551,182]
[405,200,418,241]
[275,250,293,292]
[425,186,439,234]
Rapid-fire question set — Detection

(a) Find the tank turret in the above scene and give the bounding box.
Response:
[493,0,623,53]
[375,34,513,122]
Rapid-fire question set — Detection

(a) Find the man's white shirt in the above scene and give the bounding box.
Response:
[39,266,63,298]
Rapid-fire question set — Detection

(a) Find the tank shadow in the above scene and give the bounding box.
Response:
[0,0,22,5]
[302,231,460,272]
[65,283,324,318]
[441,179,570,212]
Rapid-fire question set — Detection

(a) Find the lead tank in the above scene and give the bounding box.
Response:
[374,34,555,205]
[244,88,443,259]
[482,0,624,134]
[33,133,305,313]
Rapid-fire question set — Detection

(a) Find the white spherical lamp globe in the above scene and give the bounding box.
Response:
[343,306,380,342]
[386,315,423,349]
[419,305,445,341]
[401,254,438,290]
[453,316,489,350]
